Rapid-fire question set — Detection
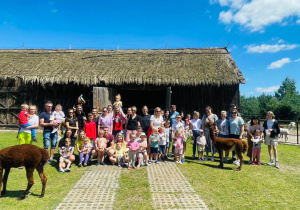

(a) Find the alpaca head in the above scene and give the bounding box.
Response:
[290,122,296,127]
[205,121,215,129]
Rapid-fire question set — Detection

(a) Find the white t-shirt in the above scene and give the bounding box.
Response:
[19,115,39,134]
[190,119,202,131]
[172,121,185,132]
[159,133,167,145]
[196,136,206,145]
[150,115,163,128]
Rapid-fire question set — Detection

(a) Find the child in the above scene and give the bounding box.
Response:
[126,133,139,169]
[113,94,123,110]
[95,130,107,165]
[159,127,167,161]
[164,119,171,157]
[136,127,143,141]
[79,137,92,167]
[59,138,73,173]
[83,113,97,147]
[18,103,37,142]
[149,127,160,164]
[251,130,263,165]
[50,104,65,136]
[185,114,191,130]
[196,130,206,160]
[115,143,126,167]
[174,129,184,164]
[137,132,148,167]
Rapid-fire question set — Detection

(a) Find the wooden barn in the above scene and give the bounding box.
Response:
[0,48,245,127]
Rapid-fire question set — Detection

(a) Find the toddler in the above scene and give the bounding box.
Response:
[59,138,73,173]
[174,129,184,164]
[136,127,143,141]
[50,104,65,135]
[113,94,123,110]
[137,132,148,167]
[185,114,191,130]
[18,103,37,142]
[251,130,263,165]
[159,127,167,161]
[149,127,160,164]
[196,130,206,160]
[115,143,126,167]
[79,137,92,167]
[126,133,139,169]
[95,130,107,165]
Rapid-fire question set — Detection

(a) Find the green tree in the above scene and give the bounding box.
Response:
[275,77,298,100]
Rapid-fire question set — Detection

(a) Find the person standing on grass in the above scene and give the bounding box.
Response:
[112,106,126,137]
[246,116,264,164]
[148,107,164,138]
[190,111,202,159]
[65,108,79,147]
[140,105,151,139]
[216,111,230,162]
[75,104,86,130]
[125,106,141,142]
[263,111,280,169]
[228,110,244,166]
[39,101,58,162]
[19,105,39,145]
[170,105,179,126]
[126,133,139,169]
[201,106,218,161]
[83,113,97,147]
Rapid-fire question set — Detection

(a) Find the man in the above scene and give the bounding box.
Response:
[140,105,151,137]
[39,101,58,162]
[75,104,86,130]
[92,108,99,137]
[170,105,179,125]
[103,126,115,163]
[112,106,126,137]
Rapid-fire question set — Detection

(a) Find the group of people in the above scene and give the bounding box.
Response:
[17,94,281,173]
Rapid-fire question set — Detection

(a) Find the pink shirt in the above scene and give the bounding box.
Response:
[138,140,147,152]
[175,136,183,149]
[127,140,139,151]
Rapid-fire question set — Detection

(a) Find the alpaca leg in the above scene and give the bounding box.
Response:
[19,167,35,200]
[218,149,224,168]
[36,165,47,198]
[237,152,244,171]
[2,168,10,195]
[0,168,3,197]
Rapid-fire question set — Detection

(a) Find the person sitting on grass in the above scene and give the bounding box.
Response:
[115,142,126,167]
[58,129,75,167]
[149,127,160,164]
[78,137,92,167]
[59,138,73,173]
[95,130,107,166]
[110,133,129,164]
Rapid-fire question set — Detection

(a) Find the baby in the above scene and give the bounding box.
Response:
[113,94,123,110]
[50,104,65,136]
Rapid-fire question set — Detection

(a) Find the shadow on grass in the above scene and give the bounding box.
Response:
[1,190,40,199]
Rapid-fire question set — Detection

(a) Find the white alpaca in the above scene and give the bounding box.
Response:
[279,122,296,142]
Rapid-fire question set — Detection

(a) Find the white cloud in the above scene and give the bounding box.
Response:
[267,58,291,69]
[246,44,299,53]
[294,59,300,62]
[256,85,280,93]
[278,39,285,44]
[215,0,300,32]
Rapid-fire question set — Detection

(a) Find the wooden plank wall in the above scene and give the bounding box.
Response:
[93,87,116,112]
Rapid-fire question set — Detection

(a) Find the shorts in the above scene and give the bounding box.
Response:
[59,157,71,163]
[105,149,114,156]
[150,147,158,154]
[43,131,58,149]
[264,136,278,146]
[175,148,183,155]
[159,145,166,154]
[197,144,205,152]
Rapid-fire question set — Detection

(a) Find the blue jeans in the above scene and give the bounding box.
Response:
[43,131,57,149]
[20,123,36,138]
[192,130,200,156]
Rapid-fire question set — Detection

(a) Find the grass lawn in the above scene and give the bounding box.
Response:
[0,132,299,209]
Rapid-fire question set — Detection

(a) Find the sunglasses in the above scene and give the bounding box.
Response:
[156,110,161,112]
[69,112,73,113]
[103,110,107,112]
[132,110,136,112]
[231,112,237,114]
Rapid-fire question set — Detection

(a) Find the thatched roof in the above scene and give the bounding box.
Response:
[0,48,245,86]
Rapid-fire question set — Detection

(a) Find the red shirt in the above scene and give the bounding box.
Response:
[83,121,96,141]
[19,110,28,125]
[113,113,123,131]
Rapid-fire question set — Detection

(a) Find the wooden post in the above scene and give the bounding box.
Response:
[166,86,171,111]
[93,87,116,112]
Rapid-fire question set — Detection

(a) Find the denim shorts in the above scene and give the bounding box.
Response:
[159,145,166,154]
[43,131,57,149]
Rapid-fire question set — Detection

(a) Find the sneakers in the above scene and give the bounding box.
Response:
[275,161,279,169]
[148,160,153,164]
[252,161,255,165]
[96,162,100,166]
[32,137,38,143]
[155,160,159,164]
[257,161,261,165]
[51,128,58,134]
[204,157,208,161]
[56,136,62,142]
[64,168,71,172]
[223,157,228,163]
[78,163,82,167]
[248,159,252,164]
[233,160,240,166]
[118,164,121,167]
[137,165,140,168]
[83,163,87,167]
[267,160,274,166]
[181,158,184,163]
[133,166,136,169]
[191,155,195,159]
[211,157,215,162]
[59,168,64,173]
[49,158,55,162]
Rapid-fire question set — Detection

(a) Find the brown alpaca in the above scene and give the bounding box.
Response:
[0,144,49,200]
[205,121,248,171]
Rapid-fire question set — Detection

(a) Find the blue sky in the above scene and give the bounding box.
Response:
[1,0,299,96]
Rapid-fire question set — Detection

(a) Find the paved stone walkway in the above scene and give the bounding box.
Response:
[55,165,121,210]
[147,162,208,209]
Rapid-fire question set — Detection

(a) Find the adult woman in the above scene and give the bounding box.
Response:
[216,111,230,162]
[98,107,113,134]
[201,106,218,161]
[65,108,79,146]
[246,116,264,163]
[190,111,202,159]
[263,111,280,169]
[107,105,113,116]
[228,109,244,164]
[148,107,164,139]
[18,105,39,145]
[125,106,141,142]
[164,110,170,122]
